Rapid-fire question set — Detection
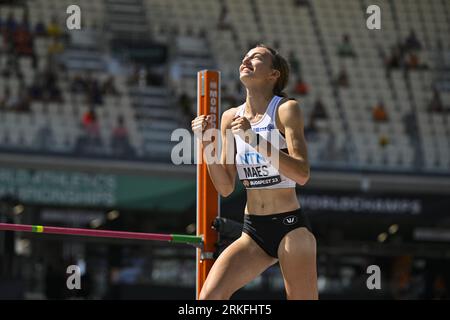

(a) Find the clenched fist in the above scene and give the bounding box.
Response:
[231,116,257,146]
[191,115,213,134]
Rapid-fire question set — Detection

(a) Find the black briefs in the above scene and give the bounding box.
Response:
[242,207,312,258]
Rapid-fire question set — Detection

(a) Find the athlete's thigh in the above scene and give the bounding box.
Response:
[200,233,277,299]
[278,227,318,300]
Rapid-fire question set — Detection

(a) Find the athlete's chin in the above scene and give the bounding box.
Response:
[239,73,253,84]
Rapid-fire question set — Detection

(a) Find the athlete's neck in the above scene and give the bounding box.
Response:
[244,87,274,117]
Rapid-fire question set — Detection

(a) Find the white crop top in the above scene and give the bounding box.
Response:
[234,95,297,190]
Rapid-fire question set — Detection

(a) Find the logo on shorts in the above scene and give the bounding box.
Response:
[283,215,298,226]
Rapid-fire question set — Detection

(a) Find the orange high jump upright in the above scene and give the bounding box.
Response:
[196,70,220,299]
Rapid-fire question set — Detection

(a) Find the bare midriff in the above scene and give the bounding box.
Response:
[244,187,300,215]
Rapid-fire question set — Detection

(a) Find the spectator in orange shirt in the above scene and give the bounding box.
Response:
[373,101,388,122]
[432,275,449,300]
[294,76,309,96]
[405,51,428,71]
[407,52,419,69]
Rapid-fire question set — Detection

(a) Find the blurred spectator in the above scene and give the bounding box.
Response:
[3,86,18,110]
[47,16,62,39]
[15,83,31,112]
[405,30,422,52]
[127,65,159,88]
[18,11,30,32]
[408,52,419,69]
[75,73,97,104]
[70,74,88,94]
[102,76,120,96]
[335,66,349,88]
[87,77,103,105]
[78,107,102,152]
[13,22,34,56]
[217,1,231,30]
[405,52,428,71]
[127,65,140,86]
[1,53,23,79]
[35,122,54,151]
[395,39,408,58]
[428,88,444,113]
[34,20,46,36]
[289,51,302,77]
[294,77,309,95]
[5,12,18,35]
[0,86,9,110]
[432,275,449,300]
[391,255,413,300]
[111,115,135,157]
[47,36,64,57]
[138,66,147,87]
[42,66,62,102]
[372,101,388,122]
[82,107,98,129]
[385,46,402,77]
[337,34,356,58]
[379,134,390,148]
[311,97,328,121]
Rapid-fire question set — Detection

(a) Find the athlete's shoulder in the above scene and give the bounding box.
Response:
[222,106,240,120]
[277,98,304,126]
[223,106,240,115]
[278,98,301,113]
[221,106,240,127]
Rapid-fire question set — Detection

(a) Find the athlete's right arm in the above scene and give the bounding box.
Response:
[191,108,237,197]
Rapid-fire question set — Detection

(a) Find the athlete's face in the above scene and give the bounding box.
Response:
[239,47,280,84]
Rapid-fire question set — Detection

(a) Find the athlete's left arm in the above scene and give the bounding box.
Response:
[257,100,310,185]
